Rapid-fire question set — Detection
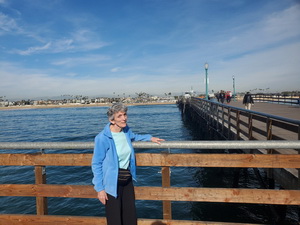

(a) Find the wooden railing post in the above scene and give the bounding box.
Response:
[298,125,300,188]
[161,152,171,220]
[248,113,253,140]
[35,149,48,215]
[298,124,300,142]
[221,105,224,136]
[266,118,273,140]
[206,101,209,121]
[227,108,231,139]
[211,102,215,127]
[216,104,219,131]
[266,119,275,188]
[236,110,240,140]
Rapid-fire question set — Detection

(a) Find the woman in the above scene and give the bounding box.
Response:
[91,103,164,225]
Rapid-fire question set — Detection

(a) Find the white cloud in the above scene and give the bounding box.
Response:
[212,5,300,59]
[0,10,108,55]
[69,29,109,51]
[13,42,51,55]
[0,60,196,99]
[262,5,300,40]
[0,12,20,34]
[0,1,299,99]
[211,41,300,93]
[51,39,74,53]
[111,67,122,72]
[51,54,110,67]
[12,33,107,55]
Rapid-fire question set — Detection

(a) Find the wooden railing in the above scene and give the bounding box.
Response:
[0,141,300,225]
[188,97,300,141]
[178,97,300,191]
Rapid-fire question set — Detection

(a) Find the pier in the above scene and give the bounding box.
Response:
[229,100,300,121]
[178,97,300,191]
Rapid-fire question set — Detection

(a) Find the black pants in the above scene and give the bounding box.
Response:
[105,179,137,225]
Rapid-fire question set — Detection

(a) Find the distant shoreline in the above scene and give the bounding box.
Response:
[0,101,176,111]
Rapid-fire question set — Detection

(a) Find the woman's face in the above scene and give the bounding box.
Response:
[110,111,127,129]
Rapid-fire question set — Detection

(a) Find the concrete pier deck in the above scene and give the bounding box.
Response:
[227,100,300,121]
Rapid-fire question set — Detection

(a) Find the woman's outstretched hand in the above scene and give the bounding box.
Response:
[151,137,165,144]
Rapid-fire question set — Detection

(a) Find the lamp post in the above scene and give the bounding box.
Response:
[232,75,236,101]
[204,63,209,100]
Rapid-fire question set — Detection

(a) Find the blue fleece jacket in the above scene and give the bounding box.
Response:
[91,123,152,197]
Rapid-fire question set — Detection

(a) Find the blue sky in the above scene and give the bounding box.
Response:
[0,0,299,99]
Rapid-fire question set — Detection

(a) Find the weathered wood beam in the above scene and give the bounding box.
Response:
[1,153,300,168]
[137,153,300,168]
[0,215,263,225]
[1,184,299,205]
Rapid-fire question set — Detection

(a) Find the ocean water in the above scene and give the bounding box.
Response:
[0,104,298,224]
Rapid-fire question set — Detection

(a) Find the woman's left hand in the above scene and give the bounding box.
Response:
[151,137,165,144]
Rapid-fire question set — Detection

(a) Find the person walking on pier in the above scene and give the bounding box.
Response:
[243,92,254,110]
[91,103,165,225]
[219,90,225,103]
[225,91,232,103]
[215,92,220,102]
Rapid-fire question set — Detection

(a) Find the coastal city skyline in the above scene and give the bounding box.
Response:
[1,0,300,99]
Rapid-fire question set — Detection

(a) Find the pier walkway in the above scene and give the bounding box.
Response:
[211,100,300,142]
[227,100,300,121]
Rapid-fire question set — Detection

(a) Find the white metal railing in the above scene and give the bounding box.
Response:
[0,140,300,150]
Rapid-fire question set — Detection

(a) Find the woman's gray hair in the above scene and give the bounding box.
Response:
[107,103,128,121]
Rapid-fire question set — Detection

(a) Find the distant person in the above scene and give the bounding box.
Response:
[91,103,165,225]
[243,92,254,110]
[226,91,232,103]
[219,91,225,104]
[215,92,220,102]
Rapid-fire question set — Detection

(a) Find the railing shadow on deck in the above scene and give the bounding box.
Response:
[0,141,300,225]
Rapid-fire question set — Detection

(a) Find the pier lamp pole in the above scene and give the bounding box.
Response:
[204,63,209,100]
[232,75,236,101]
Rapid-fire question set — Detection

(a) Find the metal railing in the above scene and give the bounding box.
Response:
[187,97,300,141]
[178,97,300,191]
[253,94,300,106]
[1,140,300,150]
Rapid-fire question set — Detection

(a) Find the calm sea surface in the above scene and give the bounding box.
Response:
[0,104,298,224]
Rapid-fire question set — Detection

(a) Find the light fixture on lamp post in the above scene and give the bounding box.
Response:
[204,63,209,100]
[232,75,236,101]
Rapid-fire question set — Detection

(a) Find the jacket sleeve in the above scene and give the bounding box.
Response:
[91,135,108,192]
[126,127,152,142]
